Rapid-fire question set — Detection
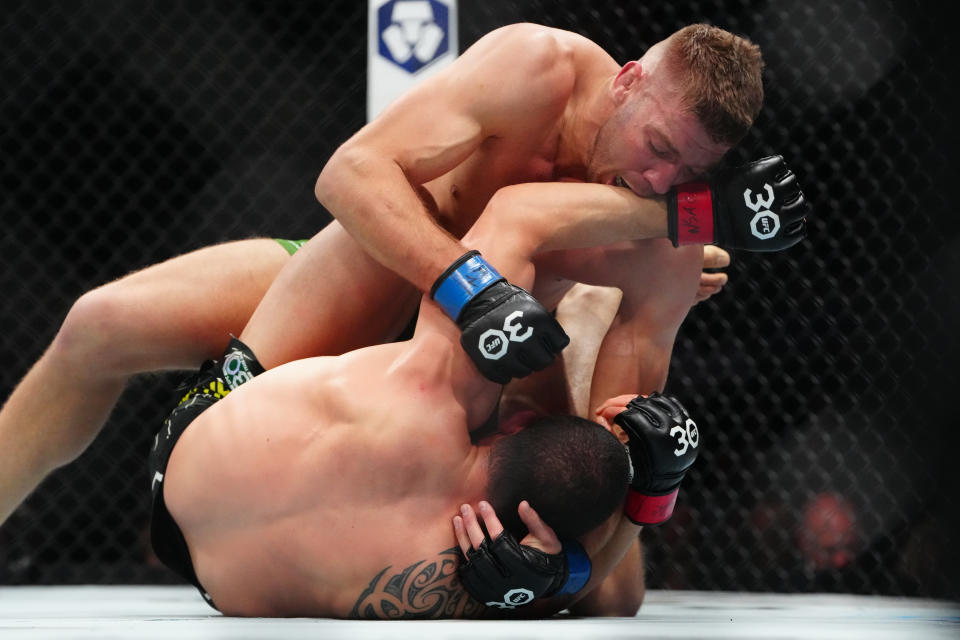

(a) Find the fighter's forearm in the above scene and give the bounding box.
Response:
[588,316,673,410]
[566,516,644,616]
[467,183,668,259]
[567,534,644,617]
[314,147,465,293]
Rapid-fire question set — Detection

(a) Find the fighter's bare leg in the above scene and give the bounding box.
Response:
[516,240,699,616]
[0,239,290,524]
[502,239,700,424]
[495,244,706,619]
[239,222,422,368]
[498,283,622,421]
[532,238,702,410]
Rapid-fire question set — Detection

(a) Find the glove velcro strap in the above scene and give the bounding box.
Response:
[430,251,504,322]
[553,540,591,596]
[624,488,678,525]
[670,182,714,246]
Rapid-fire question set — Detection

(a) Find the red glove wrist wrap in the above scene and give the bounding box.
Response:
[624,488,678,525]
[673,182,714,245]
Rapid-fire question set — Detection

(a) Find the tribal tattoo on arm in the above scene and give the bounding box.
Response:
[350,547,488,619]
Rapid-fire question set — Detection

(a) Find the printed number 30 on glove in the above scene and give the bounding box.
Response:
[667,155,809,252]
[614,393,701,526]
[431,251,569,384]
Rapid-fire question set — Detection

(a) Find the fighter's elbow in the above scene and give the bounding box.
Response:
[613,587,646,617]
[569,580,646,618]
[480,186,544,251]
[315,143,376,206]
[314,154,341,206]
[591,588,645,617]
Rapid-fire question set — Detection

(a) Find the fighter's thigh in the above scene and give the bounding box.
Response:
[240,221,421,366]
[70,238,289,371]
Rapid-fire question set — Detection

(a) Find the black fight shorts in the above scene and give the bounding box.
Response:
[147,336,264,609]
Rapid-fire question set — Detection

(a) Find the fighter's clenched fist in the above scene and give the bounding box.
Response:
[613,393,701,526]
[431,251,569,384]
[667,155,809,252]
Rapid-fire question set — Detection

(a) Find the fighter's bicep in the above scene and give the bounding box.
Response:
[355,75,485,183]
[361,26,574,182]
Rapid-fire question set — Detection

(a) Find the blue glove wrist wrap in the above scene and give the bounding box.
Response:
[555,540,591,596]
[431,251,504,321]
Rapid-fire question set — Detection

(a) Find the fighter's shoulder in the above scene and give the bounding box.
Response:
[462,23,583,79]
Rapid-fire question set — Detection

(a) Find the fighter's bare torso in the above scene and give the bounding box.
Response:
[164,327,498,617]
[420,24,619,237]
[164,26,625,618]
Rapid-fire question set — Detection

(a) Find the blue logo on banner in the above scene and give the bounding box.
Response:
[377,0,449,74]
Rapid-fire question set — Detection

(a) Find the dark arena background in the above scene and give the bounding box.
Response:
[1,0,958,601]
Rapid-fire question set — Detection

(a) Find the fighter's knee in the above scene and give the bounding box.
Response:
[628,242,703,312]
[51,285,128,369]
[660,243,705,287]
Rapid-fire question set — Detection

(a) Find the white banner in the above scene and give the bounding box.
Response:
[367,0,458,122]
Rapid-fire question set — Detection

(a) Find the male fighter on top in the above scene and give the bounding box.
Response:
[0,23,774,527]
[0,24,807,614]
[148,151,807,617]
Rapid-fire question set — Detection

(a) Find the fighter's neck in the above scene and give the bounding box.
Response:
[460,444,493,504]
[552,73,618,180]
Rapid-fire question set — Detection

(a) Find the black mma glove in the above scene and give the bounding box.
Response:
[458,532,591,610]
[431,251,569,384]
[614,393,700,526]
[667,155,809,252]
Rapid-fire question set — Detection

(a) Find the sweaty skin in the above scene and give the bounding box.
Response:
[313,23,727,291]
[247,25,728,368]
[163,179,682,618]
[0,23,738,615]
[166,327,495,617]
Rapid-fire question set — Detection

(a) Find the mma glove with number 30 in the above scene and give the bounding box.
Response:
[431,251,569,384]
[667,155,809,252]
[614,393,701,526]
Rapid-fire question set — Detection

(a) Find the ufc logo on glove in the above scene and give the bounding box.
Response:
[486,587,535,609]
[743,184,780,240]
[478,311,532,360]
[666,155,809,252]
[431,250,569,384]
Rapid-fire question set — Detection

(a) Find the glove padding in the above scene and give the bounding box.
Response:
[457,281,569,384]
[667,155,809,252]
[458,532,590,610]
[431,251,569,384]
[614,393,700,526]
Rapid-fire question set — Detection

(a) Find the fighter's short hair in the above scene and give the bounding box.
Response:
[486,415,629,540]
[665,24,765,145]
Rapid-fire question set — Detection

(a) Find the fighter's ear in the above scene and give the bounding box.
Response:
[611,61,643,102]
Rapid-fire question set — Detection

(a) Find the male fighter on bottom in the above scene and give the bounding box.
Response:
[148,158,806,617]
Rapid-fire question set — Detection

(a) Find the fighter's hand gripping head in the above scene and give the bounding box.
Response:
[667,155,809,252]
[614,393,701,526]
[430,251,570,384]
[458,533,591,610]
[454,500,592,611]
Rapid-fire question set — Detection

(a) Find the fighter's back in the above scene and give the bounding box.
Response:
[163,333,493,617]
